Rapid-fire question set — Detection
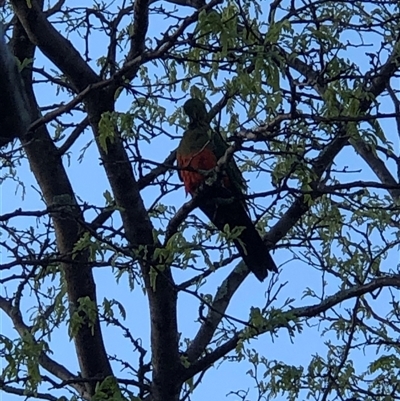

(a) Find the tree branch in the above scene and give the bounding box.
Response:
[11,0,99,92]
[181,274,400,381]
[150,0,205,8]
[10,16,113,396]
[57,117,89,155]
[0,381,59,401]
[281,37,400,200]
[138,150,177,190]
[0,297,89,399]
[0,22,30,148]
[185,266,249,363]
[127,0,149,61]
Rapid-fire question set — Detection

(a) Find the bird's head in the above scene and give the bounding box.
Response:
[183,98,208,123]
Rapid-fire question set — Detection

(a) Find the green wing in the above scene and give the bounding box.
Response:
[211,128,246,194]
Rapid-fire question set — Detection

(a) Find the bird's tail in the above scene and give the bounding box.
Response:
[233,232,277,282]
[200,188,278,281]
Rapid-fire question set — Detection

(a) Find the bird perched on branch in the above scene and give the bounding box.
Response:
[176,98,277,281]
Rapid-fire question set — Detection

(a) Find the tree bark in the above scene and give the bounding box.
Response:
[10,15,113,396]
[0,23,30,147]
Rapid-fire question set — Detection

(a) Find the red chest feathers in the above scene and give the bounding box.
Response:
[177,147,218,195]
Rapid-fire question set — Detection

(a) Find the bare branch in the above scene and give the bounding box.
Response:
[57,117,89,155]
[181,274,400,381]
[150,0,205,8]
[185,266,248,363]
[0,381,59,401]
[11,0,99,92]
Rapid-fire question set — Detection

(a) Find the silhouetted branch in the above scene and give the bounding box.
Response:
[0,22,30,148]
[181,274,400,381]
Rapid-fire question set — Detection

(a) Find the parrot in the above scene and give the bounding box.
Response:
[176,98,278,281]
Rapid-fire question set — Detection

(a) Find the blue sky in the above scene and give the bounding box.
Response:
[1,1,399,400]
